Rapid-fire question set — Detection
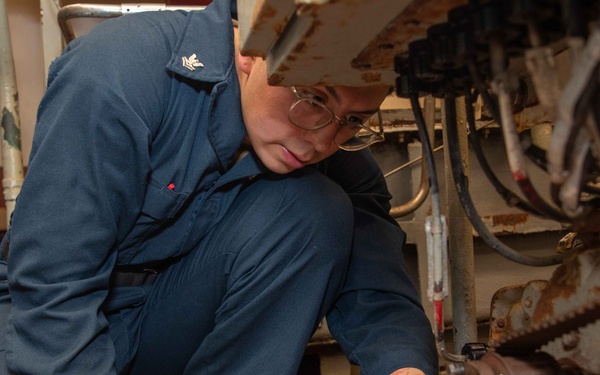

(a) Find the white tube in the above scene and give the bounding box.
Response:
[0,0,25,228]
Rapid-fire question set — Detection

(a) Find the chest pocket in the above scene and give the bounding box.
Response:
[142,179,188,219]
[117,178,188,264]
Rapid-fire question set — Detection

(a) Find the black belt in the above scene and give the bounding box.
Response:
[1,228,160,287]
[110,267,159,287]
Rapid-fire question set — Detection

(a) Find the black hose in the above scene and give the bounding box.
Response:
[468,59,569,222]
[464,94,542,215]
[445,98,568,267]
[466,63,558,217]
[521,134,550,172]
[409,94,441,200]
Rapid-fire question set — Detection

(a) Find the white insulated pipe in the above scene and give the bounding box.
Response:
[0,0,25,228]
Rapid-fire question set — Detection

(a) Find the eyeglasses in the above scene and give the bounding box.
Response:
[288,86,385,151]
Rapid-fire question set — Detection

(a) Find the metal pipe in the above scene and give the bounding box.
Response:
[0,0,25,227]
[443,96,477,352]
[410,94,467,363]
[384,145,443,179]
[57,3,207,43]
[389,95,435,218]
[58,4,122,43]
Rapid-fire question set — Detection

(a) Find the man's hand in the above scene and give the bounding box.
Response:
[390,368,427,375]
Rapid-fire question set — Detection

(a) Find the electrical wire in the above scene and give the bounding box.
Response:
[548,29,600,216]
[464,92,542,215]
[444,97,569,267]
[486,40,569,222]
[548,28,600,187]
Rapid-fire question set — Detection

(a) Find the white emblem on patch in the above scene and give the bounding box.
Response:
[182,54,204,71]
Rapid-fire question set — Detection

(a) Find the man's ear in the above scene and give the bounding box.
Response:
[236,52,256,76]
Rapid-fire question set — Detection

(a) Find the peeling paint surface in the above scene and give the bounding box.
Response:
[534,248,600,374]
[353,0,468,71]
[239,0,466,86]
[533,249,600,323]
[1,107,22,150]
[480,212,547,234]
[492,213,529,228]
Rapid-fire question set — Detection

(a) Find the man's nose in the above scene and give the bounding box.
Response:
[302,122,339,153]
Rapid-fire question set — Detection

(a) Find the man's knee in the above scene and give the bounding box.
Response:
[254,169,352,233]
[221,168,354,267]
[272,168,352,230]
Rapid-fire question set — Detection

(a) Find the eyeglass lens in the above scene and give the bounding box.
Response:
[289,99,332,129]
[336,126,378,151]
[288,91,384,151]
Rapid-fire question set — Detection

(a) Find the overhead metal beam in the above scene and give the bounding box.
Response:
[238,0,467,87]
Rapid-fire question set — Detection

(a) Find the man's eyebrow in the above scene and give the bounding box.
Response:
[325,86,340,103]
[325,86,379,115]
[355,109,379,116]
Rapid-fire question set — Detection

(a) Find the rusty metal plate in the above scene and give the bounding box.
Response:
[494,248,600,361]
[237,0,297,57]
[352,0,468,71]
[238,0,466,87]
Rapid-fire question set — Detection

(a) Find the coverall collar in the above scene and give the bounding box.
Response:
[166,0,236,83]
[166,0,249,173]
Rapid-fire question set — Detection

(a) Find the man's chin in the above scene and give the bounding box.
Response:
[269,164,301,175]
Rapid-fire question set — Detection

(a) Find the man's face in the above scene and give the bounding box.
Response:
[237,57,388,174]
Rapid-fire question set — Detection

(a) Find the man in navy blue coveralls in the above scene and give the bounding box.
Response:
[0,0,438,374]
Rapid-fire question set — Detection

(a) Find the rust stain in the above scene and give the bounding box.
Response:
[288,17,321,56]
[250,3,295,42]
[513,112,548,132]
[296,3,319,16]
[293,41,306,54]
[272,18,288,35]
[304,19,322,40]
[240,49,266,58]
[252,3,277,31]
[491,213,529,228]
[268,73,285,86]
[257,3,277,21]
[532,254,582,323]
[361,72,382,83]
[489,317,507,346]
[315,78,330,86]
[278,64,290,72]
[352,0,467,71]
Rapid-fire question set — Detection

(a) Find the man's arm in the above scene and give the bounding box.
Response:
[5,14,177,373]
[316,149,438,375]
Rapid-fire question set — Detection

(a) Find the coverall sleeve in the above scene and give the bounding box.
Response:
[6,15,176,374]
[320,150,439,375]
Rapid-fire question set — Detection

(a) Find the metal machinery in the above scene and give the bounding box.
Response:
[7,0,600,373]
[235,0,600,374]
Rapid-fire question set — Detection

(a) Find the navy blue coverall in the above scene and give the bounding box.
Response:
[0,0,438,373]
